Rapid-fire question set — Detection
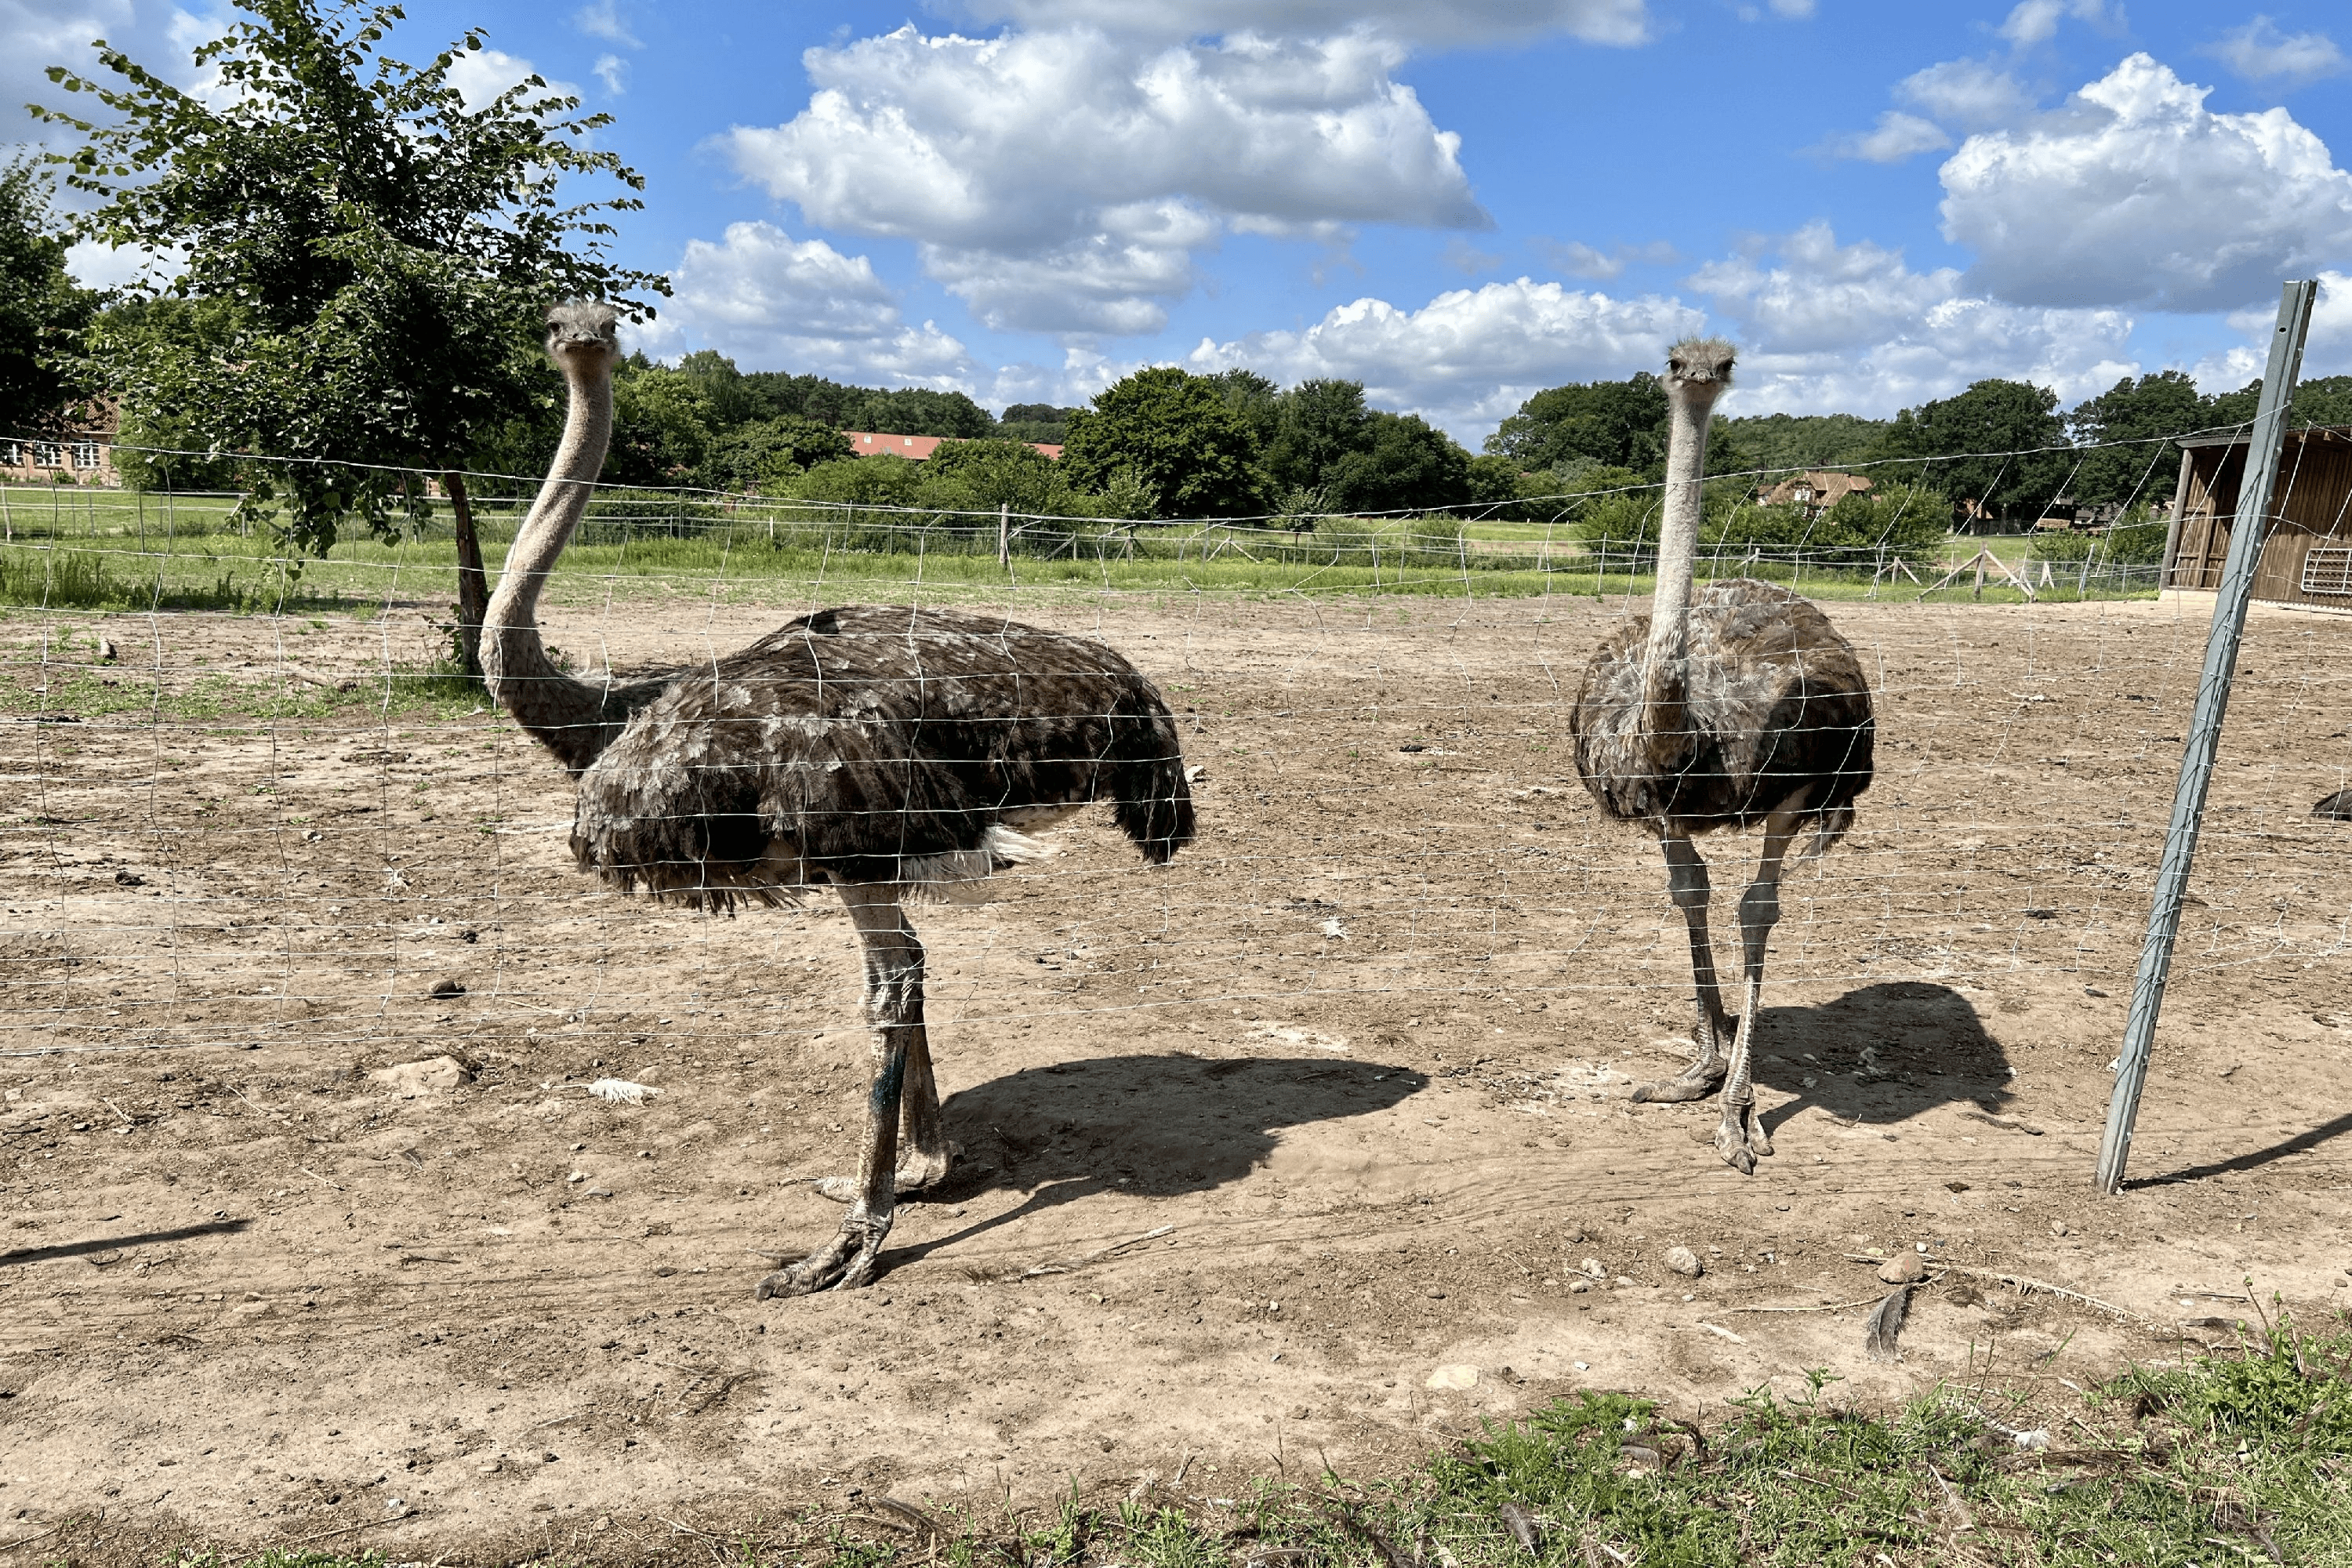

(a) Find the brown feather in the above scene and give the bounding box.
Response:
[564,604,1194,909]
[1570,578,1873,834]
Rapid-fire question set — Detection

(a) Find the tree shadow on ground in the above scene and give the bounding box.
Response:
[884,1051,1425,1272]
[1746,980,2017,1136]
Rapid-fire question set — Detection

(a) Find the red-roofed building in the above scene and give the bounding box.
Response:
[844,431,1062,461]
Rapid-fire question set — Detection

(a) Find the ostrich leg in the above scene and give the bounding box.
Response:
[811,1028,954,1202]
[758,884,936,1297]
[1632,831,1736,1104]
[1713,797,1811,1174]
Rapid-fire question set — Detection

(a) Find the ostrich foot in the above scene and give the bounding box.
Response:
[1631,1047,1731,1105]
[1711,1098,1773,1175]
[813,1141,959,1203]
[754,1215,891,1298]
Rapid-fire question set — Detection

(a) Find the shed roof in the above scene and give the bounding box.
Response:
[845,431,1063,460]
[2176,424,2352,450]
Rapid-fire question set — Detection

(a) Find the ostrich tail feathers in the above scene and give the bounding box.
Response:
[982,826,1057,869]
[1802,801,1856,865]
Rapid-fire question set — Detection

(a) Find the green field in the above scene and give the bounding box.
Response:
[0,485,2159,615]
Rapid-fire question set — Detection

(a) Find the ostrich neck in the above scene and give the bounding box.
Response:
[482,351,618,772]
[1642,388,1717,746]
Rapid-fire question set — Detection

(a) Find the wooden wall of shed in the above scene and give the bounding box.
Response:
[2162,434,2352,604]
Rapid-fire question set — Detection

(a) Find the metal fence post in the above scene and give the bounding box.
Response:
[2096,278,2318,1194]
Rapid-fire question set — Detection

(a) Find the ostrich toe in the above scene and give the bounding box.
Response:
[1631,1050,1731,1105]
[755,1215,891,1298]
[812,1141,959,1203]
[1710,1097,1772,1174]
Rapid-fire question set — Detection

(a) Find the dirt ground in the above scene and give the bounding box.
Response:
[5,582,2352,1558]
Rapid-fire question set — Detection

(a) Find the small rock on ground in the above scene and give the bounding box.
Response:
[1425,1364,1479,1391]
[1878,1251,1928,1285]
[1664,1245,1703,1278]
[371,1055,474,1096]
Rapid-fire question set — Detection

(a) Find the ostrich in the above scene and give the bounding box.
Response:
[485,302,1195,1296]
[1568,338,1874,1174]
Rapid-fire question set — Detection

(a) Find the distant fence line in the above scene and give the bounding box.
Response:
[0,483,2166,601]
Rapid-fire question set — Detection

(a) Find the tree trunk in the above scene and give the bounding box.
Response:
[445,470,488,683]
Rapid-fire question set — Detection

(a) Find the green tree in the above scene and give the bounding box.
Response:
[35,0,666,675]
[1875,379,2068,524]
[1202,368,1281,456]
[1466,453,1537,517]
[0,158,96,443]
[847,387,995,438]
[672,348,760,429]
[1324,410,1472,514]
[1061,366,1265,517]
[2065,370,2212,508]
[2212,374,2352,430]
[79,296,246,489]
[1265,379,1370,493]
[1488,371,1753,482]
[604,362,715,487]
[702,415,854,492]
[1720,412,1890,470]
[1488,372,1669,474]
[995,401,1082,445]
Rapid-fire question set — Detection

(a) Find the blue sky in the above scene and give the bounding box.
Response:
[9,0,2352,441]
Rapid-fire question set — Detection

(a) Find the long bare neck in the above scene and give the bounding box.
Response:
[483,351,619,771]
[1642,387,1716,743]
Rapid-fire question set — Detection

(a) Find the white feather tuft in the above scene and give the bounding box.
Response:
[588,1077,659,1105]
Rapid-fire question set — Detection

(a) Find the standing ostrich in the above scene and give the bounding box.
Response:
[1569,338,1874,1174]
[485,302,1195,1296]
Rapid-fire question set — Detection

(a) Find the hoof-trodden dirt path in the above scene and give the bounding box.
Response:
[4,585,2352,1555]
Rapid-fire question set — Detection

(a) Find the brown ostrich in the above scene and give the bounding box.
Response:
[485,302,1195,1295]
[1569,337,1875,1173]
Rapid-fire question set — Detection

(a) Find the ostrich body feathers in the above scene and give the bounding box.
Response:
[1571,578,1874,836]
[566,604,1195,909]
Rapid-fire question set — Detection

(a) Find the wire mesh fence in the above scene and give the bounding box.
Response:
[0,433,2339,1081]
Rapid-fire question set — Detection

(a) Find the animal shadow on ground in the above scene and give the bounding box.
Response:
[1746,981,2016,1135]
[880,1052,1425,1273]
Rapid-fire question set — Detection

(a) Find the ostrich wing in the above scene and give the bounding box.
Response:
[1573,580,1873,830]
[570,605,1182,908]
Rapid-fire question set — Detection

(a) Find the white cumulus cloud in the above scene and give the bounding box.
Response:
[445,46,581,112]
[2209,271,2352,386]
[1997,0,2122,49]
[948,0,1650,48]
[1895,57,2038,130]
[2206,17,2347,88]
[1939,53,2352,313]
[1692,222,2138,415]
[574,0,640,48]
[645,221,975,388]
[1536,238,1677,280]
[1179,279,1704,437]
[1818,111,1951,163]
[720,25,1486,338]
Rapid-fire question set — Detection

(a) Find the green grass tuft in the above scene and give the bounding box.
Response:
[122,1323,2352,1566]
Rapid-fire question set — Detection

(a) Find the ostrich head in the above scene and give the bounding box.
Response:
[1663,336,1737,398]
[545,299,620,374]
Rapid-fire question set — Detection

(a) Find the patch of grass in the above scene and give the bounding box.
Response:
[135,1323,2352,1566]
[0,659,485,724]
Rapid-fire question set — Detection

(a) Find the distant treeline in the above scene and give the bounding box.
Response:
[1585,372,2352,524]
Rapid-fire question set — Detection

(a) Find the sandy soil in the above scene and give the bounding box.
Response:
[4,583,2352,1557]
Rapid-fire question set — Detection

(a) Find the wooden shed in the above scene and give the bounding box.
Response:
[2163,426,2352,603]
